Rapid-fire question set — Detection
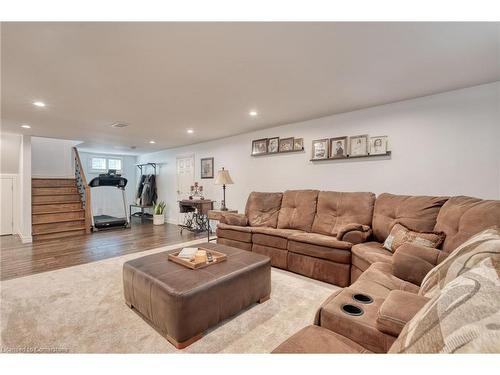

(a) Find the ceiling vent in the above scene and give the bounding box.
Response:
[111,122,129,128]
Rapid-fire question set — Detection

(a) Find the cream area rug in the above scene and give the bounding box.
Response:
[1,239,338,353]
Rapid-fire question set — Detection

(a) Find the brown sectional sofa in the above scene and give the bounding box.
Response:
[218,191,500,285]
[272,198,500,354]
[217,190,376,286]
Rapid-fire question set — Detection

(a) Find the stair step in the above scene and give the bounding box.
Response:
[32,211,85,224]
[33,229,86,241]
[32,220,86,234]
[32,178,76,188]
[33,209,84,215]
[32,194,81,204]
[32,187,78,195]
[32,203,83,212]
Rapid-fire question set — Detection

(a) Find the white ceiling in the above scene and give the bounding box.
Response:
[1,22,499,155]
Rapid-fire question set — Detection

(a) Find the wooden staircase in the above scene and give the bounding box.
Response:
[31,148,92,241]
[31,178,87,240]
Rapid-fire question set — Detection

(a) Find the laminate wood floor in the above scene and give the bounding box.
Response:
[0,218,207,281]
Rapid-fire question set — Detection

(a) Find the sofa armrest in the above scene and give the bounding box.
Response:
[220,213,248,226]
[392,243,449,286]
[336,223,372,244]
[376,290,430,337]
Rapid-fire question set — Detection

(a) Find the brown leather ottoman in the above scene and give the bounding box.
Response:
[123,242,271,349]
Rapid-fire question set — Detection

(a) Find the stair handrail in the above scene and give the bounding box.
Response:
[73,147,92,233]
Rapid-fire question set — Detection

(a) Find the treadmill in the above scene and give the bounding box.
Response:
[88,170,130,231]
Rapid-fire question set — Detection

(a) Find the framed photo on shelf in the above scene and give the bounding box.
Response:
[293,138,304,151]
[311,139,329,160]
[200,157,214,179]
[252,138,268,155]
[349,135,368,157]
[369,136,388,155]
[279,137,294,152]
[267,137,279,153]
[329,136,348,158]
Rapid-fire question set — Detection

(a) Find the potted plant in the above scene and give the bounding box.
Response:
[153,201,166,225]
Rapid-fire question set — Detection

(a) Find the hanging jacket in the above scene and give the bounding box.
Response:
[141,174,157,206]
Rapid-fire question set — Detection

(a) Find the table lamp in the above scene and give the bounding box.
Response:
[214,167,234,211]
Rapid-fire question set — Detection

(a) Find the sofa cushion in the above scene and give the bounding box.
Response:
[251,227,302,238]
[245,192,283,228]
[383,223,445,253]
[372,193,448,242]
[289,232,352,250]
[217,223,253,232]
[277,190,319,232]
[288,235,351,263]
[354,262,420,299]
[419,227,500,298]
[272,325,371,354]
[311,191,375,236]
[389,257,500,353]
[351,241,392,272]
[433,196,500,253]
[216,228,252,243]
[252,227,303,249]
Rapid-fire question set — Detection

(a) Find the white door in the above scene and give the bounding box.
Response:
[1,178,14,235]
[176,156,195,201]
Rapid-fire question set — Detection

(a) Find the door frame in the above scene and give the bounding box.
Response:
[0,174,18,236]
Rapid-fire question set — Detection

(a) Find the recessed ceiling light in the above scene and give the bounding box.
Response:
[249,110,258,117]
[21,124,31,129]
[33,101,46,107]
[111,122,129,128]
[149,140,156,144]
[187,129,194,134]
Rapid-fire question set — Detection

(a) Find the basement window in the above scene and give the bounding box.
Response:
[108,158,122,171]
[90,157,107,172]
[89,157,122,173]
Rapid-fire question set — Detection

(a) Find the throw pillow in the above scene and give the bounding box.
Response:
[383,223,445,253]
[419,227,500,298]
[389,256,500,353]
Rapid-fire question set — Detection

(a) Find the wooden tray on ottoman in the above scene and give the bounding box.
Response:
[168,248,227,269]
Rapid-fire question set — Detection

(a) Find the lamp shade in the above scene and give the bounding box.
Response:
[215,168,234,185]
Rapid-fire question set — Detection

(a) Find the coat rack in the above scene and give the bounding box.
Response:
[136,162,157,175]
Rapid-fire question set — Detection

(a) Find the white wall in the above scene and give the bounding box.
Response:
[78,151,137,218]
[1,133,22,174]
[138,83,500,224]
[31,136,81,178]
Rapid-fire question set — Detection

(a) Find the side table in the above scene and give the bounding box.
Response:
[207,209,238,242]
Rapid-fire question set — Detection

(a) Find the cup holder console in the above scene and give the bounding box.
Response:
[341,304,364,316]
[352,293,373,304]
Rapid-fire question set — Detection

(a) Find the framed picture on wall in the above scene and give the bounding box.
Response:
[349,135,368,157]
[251,138,268,155]
[200,157,214,179]
[311,139,329,160]
[329,136,348,158]
[369,136,388,155]
[279,137,294,152]
[267,137,279,153]
[293,138,304,151]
